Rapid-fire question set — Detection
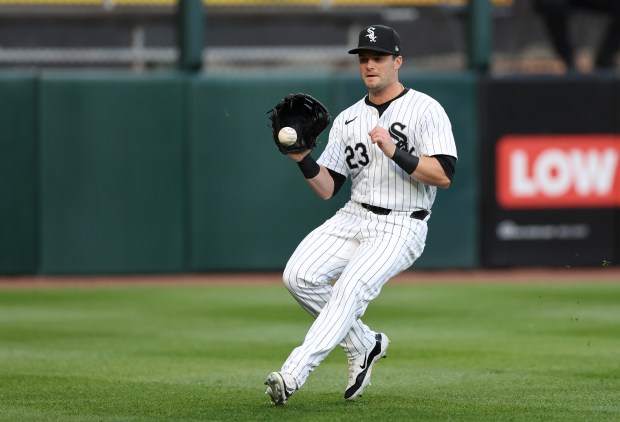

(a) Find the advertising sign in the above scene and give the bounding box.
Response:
[496,135,620,209]
[481,76,618,268]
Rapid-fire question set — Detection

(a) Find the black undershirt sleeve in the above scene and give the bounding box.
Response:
[434,154,457,182]
[327,168,346,196]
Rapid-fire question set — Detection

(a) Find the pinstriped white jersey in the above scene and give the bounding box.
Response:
[317,89,457,212]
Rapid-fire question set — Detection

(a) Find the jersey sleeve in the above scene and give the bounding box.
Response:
[417,100,458,159]
[317,114,350,177]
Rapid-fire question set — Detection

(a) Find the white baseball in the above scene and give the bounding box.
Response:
[278,127,297,146]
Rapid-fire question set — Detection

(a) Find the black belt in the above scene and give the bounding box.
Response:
[361,203,428,220]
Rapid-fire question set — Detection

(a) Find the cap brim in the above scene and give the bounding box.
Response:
[348,46,398,55]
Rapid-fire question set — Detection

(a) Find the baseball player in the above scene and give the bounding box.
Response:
[265,24,458,405]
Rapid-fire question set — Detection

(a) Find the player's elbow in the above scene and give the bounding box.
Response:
[308,174,338,200]
[434,168,453,189]
[428,173,452,189]
[437,178,452,189]
[308,184,333,200]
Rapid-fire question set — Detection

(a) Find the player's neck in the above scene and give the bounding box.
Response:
[368,82,405,105]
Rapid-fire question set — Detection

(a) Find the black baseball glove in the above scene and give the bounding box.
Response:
[268,93,331,154]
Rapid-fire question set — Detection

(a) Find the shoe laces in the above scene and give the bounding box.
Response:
[347,354,366,383]
[347,359,355,383]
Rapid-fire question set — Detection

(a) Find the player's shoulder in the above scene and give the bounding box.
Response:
[406,88,449,115]
[406,88,442,106]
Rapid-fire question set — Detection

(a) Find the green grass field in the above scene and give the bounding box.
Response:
[0,278,619,421]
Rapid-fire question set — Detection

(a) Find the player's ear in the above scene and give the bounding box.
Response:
[394,55,403,69]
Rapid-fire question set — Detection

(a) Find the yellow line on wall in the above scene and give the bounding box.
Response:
[0,0,514,7]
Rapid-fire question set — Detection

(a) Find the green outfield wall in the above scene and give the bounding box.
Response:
[0,71,479,274]
[0,72,37,274]
[38,74,187,274]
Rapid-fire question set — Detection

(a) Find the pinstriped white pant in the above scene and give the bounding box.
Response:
[280,201,428,388]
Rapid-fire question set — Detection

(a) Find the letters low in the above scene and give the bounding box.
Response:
[496,135,620,209]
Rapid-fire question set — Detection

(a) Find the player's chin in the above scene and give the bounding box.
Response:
[363,75,379,86]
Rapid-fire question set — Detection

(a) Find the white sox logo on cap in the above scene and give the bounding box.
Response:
[366,27,377,43]
[348,24,402,55]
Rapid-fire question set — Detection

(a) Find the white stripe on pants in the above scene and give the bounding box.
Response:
[280,201,427,387]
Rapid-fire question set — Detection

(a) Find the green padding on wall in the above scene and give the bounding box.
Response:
[39,74,186,274]
[401,72,479,269]
[189,74,348,271]
[0,73,37,274]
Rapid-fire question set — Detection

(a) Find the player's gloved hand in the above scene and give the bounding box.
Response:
[268,93,331,154]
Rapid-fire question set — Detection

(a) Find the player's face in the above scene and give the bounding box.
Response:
[358,51,402,92]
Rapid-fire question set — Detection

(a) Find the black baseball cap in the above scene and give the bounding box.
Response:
[348,25,402,55]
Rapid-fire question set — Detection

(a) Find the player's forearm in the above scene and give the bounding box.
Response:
[305,166,336,199]
[294,153,335,199]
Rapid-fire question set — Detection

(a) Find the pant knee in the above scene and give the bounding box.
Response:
[283,262,303,295]
[283,260,328,296]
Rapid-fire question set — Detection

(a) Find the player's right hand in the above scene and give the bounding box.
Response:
[369,126,396,158]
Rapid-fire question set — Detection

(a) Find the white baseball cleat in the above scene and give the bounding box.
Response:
[344,333,389,401]
[264,371,292,405]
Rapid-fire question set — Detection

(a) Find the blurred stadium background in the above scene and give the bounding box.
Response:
[0,0,618,276]
[0,0,612,73]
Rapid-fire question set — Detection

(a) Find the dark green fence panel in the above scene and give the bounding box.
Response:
[39,73,186,274]
[0,73,37,274]
[188,73,348,271]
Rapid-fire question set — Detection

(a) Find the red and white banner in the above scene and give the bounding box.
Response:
[496,135,620,209]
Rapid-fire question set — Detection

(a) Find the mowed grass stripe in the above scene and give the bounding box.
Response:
[0,281,618,421]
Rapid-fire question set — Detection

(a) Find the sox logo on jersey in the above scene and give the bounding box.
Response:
[389,122,413,153]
